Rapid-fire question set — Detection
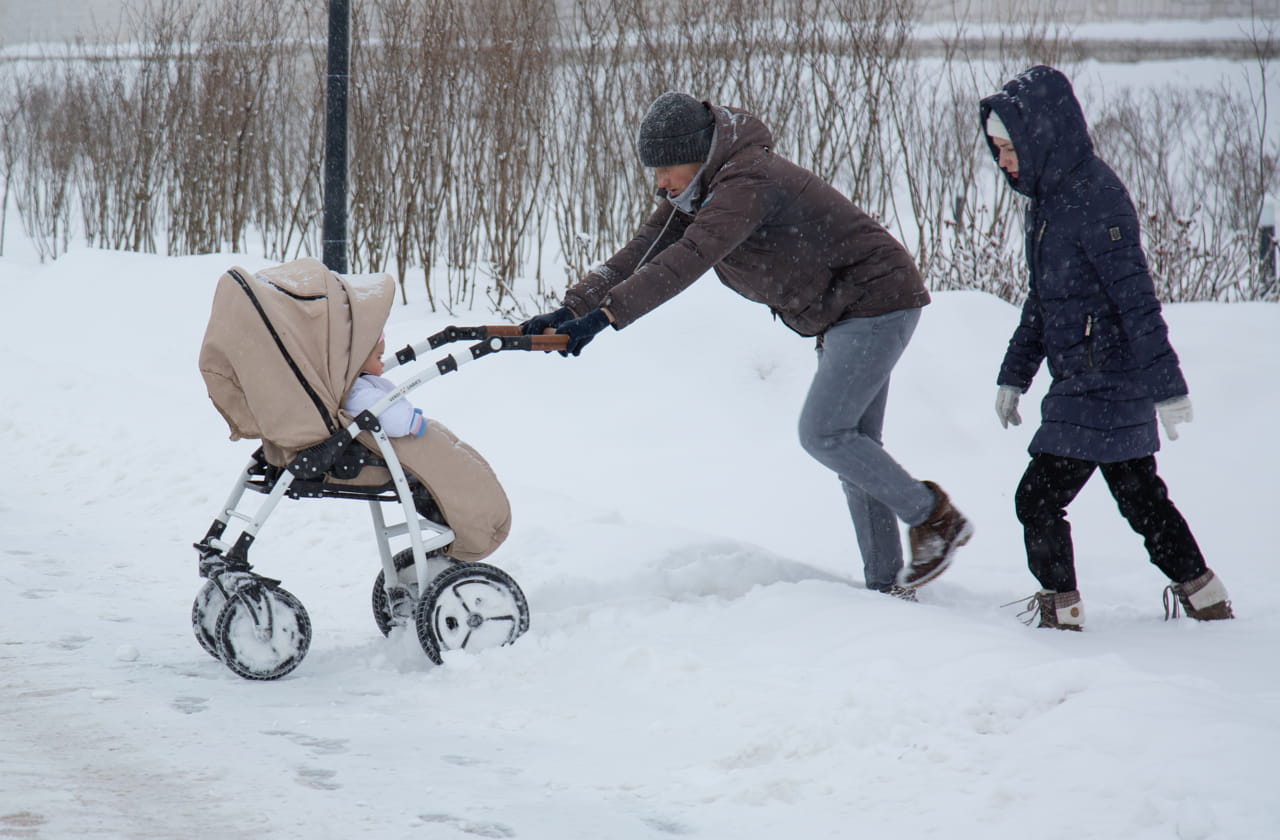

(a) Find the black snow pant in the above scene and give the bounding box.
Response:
[1014,453,1206,593]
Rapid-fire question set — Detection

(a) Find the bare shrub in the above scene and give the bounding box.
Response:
[164,0,303,255]
[73,5,199,254]
[465,0,558,310]
[0,73,27,257]
[1092,83,1277,301]
[2,0,1273,308]
[885,55,1025,298]
[545,0,672,306]
[10,68,78,262]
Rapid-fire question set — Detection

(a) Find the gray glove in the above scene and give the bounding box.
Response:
[1156,395,1193,440]
[995,385,1022,429]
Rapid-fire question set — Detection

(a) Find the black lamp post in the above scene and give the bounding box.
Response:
[322,0,350,273]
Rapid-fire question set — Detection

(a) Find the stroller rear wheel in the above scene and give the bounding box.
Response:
[214,581,312,680]
[414,563,529,665]
[371,548,457,636]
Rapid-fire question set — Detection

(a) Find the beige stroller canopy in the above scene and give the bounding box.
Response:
[199,257,392,463]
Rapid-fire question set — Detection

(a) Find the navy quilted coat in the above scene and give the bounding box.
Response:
[982,66,1188,463]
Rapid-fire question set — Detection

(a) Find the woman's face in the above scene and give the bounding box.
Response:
[992,137,1019,180]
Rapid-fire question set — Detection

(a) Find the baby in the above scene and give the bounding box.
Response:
[342,334,426,437]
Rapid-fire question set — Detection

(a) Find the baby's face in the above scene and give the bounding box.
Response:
[362,337,386,376]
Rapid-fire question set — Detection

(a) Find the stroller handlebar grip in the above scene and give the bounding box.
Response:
[526,334,570,352]
[469,333,569,358]
[479,325,561,342]
[453,325,570,352]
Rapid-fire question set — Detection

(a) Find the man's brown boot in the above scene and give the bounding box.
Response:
[899,481,972,588]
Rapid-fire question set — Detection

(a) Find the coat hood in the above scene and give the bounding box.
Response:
[690,102,774,200]
[980,65,1094,199]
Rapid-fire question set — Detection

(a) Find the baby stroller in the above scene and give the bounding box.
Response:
[192,258,565,680]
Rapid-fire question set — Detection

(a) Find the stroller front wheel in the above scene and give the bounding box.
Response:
[414,562,530,665]
[214,582,312,680]
[192,579,228,660]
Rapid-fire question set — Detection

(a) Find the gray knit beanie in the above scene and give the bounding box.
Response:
[637,92,715,168]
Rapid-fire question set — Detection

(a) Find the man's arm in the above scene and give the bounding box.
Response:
[597,171,774,328]
[563,202,687,316]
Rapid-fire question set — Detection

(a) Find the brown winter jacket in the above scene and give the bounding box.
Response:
[563,103,929,337]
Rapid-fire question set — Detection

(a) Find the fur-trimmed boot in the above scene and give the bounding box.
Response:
[1164,569,1234,621]
[1015,589,1085,631]
[899,481,973,588]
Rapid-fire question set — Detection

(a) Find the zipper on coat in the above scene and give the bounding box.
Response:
[1029,214,1048,287]
[1085,313,1095,369]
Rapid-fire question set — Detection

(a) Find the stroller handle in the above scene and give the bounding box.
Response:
[387,325,569,371]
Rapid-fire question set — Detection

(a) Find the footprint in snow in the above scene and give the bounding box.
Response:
[418,813,515,837]
[171,696,208,715]
[643,817,695,835]
[263,730,349,755]
[0,811,48,835]
[295,767,341,791]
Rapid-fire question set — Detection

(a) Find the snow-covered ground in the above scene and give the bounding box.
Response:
[1,244,1276,839]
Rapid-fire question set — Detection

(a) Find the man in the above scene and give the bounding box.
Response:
[523,91,971,597]
[982,66,1232,629]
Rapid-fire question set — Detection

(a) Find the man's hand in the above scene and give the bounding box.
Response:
[1156,395,1193,441]
[556,309,611,356]
[520,306,574,336]
[995,385,1023,429]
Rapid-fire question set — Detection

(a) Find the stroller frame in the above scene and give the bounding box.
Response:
[193,325,567,680]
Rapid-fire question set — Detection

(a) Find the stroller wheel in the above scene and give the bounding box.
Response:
[371,548,456,636]
[214,581,311,680]
[192,580,227,660]
[414,563,529,665]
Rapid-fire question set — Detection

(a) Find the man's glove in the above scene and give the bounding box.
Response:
[995,385,1023,429]
[521,306,574,336]
[1156,395,1193,440]
[556,309,611,356]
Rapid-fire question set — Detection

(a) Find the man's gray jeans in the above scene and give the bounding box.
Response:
[797,307,935,590]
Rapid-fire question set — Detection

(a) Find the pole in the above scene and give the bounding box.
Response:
[322,0,350,273]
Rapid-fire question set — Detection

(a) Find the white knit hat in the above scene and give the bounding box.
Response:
[986,110,1011,141]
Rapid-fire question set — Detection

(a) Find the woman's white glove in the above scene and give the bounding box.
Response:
[1156,395,1193,440]
[995,385,1022,429]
